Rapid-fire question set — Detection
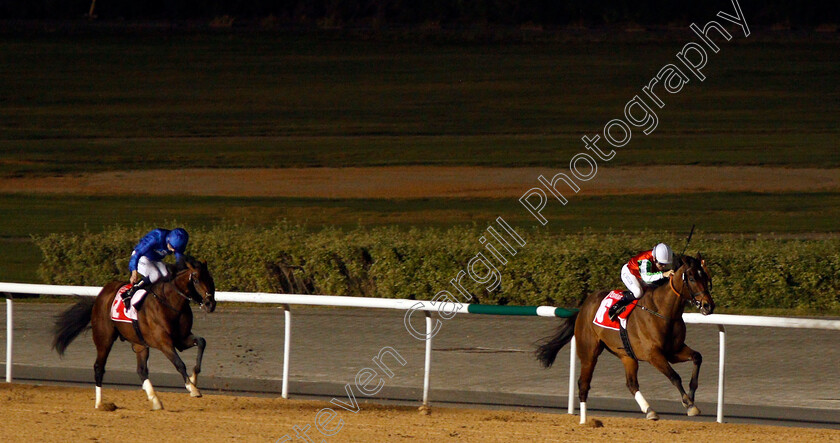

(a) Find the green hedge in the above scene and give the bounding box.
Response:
[35,224,840,311]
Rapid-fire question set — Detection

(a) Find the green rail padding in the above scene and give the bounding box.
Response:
[466,304,579,317]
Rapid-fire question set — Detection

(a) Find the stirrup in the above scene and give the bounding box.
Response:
[123,282,141,303]
[609,293,632,321]
[608,304,625,321]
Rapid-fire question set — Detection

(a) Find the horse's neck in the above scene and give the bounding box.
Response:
[646,278,685,320]
[152,274,190,310]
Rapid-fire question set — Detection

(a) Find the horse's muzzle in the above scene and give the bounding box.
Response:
[700,301,714,315]
[201,296,217,313]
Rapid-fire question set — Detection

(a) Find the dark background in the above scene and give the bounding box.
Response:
[1,1,837,28]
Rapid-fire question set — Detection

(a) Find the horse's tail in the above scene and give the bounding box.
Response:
[535,311,579,368]
[52,297,95,356]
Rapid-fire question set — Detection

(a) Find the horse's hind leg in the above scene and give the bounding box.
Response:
[649,350,700,416]
[135,345,163,410]
[92,327,117,409]
[621,356,658,420]
[160,340,202,398]
[668,345,702,414]
[577,339,604,424]
[176,334,206,387]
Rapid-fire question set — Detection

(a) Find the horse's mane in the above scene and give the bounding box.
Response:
[161,255,203,282]
[172,254,215,294]
[175,254,203,272]
[675,254,701,268]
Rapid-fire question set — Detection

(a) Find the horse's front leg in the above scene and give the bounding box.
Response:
[176,334,207,387]
[620,356,658,420]
[649,350,700,416]
[134,344,163,410]
[160,339,202,398]
[668,344,702,404]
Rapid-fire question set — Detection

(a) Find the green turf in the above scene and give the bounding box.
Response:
[3,192,839,282]
[0,34,837,174]
[0,132,837,176]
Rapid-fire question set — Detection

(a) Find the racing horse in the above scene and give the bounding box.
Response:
[53,257,216,410]
[536,253,714,423]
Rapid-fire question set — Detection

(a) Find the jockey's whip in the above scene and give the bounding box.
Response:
[680,224,695,256]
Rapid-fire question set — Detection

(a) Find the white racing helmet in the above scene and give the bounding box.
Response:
[653,243,673,265]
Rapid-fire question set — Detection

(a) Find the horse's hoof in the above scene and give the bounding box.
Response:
[96,402,117,412]
[190,390,202,398]
[687,405,701,416]
[646,410,659,420]
[151,400,164,411]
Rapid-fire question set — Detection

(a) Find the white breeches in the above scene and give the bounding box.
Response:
[621,264,644,299]
[137,256,169,283]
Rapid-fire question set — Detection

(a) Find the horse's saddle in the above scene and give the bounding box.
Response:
[593,290,639,331]
[110,284,147,323]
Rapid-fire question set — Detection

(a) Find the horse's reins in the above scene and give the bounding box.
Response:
[638,268,705,321]
[150,274,201,313]
[672,269,708,307]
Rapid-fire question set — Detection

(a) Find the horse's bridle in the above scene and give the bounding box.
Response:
[669,267,709,309]
[151,272,206,312]
[188,272,216,312]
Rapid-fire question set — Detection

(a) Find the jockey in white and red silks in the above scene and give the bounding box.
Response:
[609,243,675,321]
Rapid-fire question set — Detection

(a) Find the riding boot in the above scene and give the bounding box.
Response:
[123,277,149,307]
[608,291,636,321]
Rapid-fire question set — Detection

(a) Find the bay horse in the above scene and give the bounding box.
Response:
[536,253,714,423]
[53,257,217,410]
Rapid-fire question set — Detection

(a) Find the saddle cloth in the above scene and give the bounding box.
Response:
[110,284,147,323]
[592,290,639,331]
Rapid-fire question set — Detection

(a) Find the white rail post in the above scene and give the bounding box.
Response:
[282,304,291,399]
[422,311,432,406]
[6,298,12,383]
[568,336,576,414]
[717,324,726,423]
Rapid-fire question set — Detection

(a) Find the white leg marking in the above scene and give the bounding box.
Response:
[634,391,650,413]
[186,381,202,398]
[95,386,102,409]
[579,401,587,424]
[143,379,164,410]
[189,372,197,385]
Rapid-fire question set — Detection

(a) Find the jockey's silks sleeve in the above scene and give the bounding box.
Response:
[128,229,171,271]
[638,259,665,284]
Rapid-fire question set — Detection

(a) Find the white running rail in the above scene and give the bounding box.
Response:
[1,282,839,423]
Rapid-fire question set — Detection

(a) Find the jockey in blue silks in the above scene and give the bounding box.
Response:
[122,228,189,304]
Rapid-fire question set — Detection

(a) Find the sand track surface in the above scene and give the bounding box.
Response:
[1,384,838,442]
[1,166,838,198]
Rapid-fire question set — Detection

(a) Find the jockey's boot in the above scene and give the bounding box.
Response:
[122,278,148,306]
[608,291,636,321]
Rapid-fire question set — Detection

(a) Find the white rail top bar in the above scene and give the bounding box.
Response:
[0,283,445,312]
[216,291,445,312]
[0,282,101,297]
[2,283,840,329]
[683,313,840,330]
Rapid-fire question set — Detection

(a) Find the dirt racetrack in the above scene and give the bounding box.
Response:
[1,384,838,442]
[1,166,839,198]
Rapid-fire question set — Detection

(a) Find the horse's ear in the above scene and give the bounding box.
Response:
[201,259,207,267]
[186,261,196,270]
[697,251,703,261]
